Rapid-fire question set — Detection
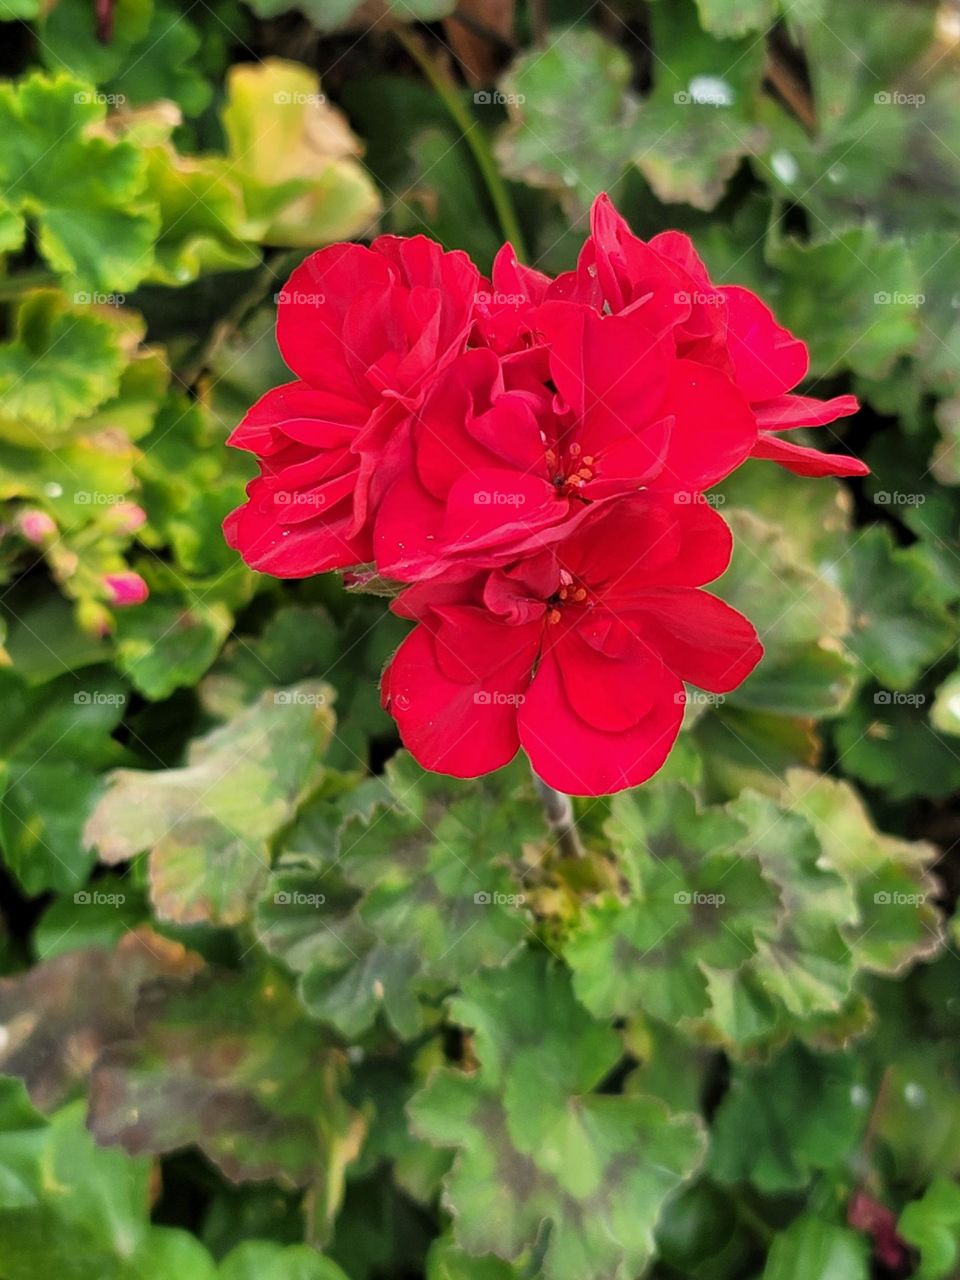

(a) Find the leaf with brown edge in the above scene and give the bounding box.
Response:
[88,966,366,1224]
[0,926,202,1111]
[85,682,335,927]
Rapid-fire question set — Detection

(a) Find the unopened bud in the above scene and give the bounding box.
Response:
[103,571,149,607]
[16,509,57,544]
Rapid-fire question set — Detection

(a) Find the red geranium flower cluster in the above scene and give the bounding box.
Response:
[225,195,865,795]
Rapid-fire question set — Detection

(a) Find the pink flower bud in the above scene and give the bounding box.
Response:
[16,509,57,544]
[110,502,148,534]
[103,571,149,607]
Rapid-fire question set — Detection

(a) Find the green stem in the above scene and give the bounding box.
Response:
[393,24,528,263]
[178,248,303,388]
[735,1198,775,1246]
[533,772,584,859]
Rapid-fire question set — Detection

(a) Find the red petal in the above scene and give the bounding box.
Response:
[276,245,391,390]
[382,618,539,778]
[752,432,870,477]
[753,392,859,431]
[648,360,757,492]
[439,468,565,554]
[223,483,368,577]
[373,472,445,577]
[630,588,763,692]
[552,620,663,731]
[518,646,684,795]
[721,285,809,402]
[227,382,360,455]
[560,493,733,597]
[537,302,672,453]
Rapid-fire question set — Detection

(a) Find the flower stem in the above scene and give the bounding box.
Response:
[392,24,528,263]
[533,773,584,859]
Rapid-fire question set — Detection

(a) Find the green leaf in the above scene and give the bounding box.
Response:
[244,0,452,32]
[628,0,766,210]
[0,72,158,292]
[200,601,407,771]
[704,791,859,1049]
[425,1236,520,1280]
[833,689,960,800]
[258,754,542,1038]
[114,595,233,700]
[899,1178,960,1279]
[565,782,780,1024]
[769,228,920,378]
[834,525,955,688]
[0,290,130,437]
[714,509,857,718]
[88,967,365,1207]
[496,30,635,210]
[85,682,335,926]
[109,107,258,287]
[693,0,778,36]
[134,393,254,581]
[762,1217,869,1280]
[0,1082,156,1280]
[410,954,706,1280]
[708,1044,866,1190]
[34,872,149,959]
[219,1241,351,1280]
[221,59,380,247]
[39,0,211,117]
[780,769,942,973]
[0,667,126,895]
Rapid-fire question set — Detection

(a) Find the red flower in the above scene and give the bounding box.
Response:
[374,301,756,580]
[555,195,866,479]
[223,198,866,797]
[381,493,761,794]
[224,236,481,577]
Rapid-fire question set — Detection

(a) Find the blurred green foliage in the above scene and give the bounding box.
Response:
[1,0,959,1277]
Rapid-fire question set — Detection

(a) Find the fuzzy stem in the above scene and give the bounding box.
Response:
[533,773,584,859]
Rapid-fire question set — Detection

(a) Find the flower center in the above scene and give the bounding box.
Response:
[543,440,597,495]
[546,568,590,623]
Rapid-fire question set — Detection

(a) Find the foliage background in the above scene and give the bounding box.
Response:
[1,0,960,1277]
